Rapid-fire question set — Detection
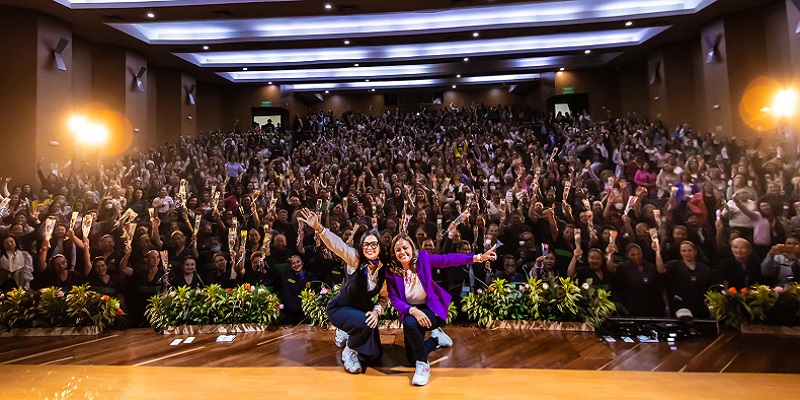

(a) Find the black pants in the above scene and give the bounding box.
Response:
[402,305,444,365]
[327,305,382,364]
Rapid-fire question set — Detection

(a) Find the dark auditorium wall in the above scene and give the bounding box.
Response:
[218,85,303,132]
[197,82,223,134]
[181,73,197,138]
[36,14,75,174]
[0,8,38,183]
[314,93,387,118]
[554,69,622,118]
[619,64,649,119]
[154,68,197,143]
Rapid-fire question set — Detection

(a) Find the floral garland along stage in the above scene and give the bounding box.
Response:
[705,283,800,330]
[145,283,282,331]
[301,277,614,330]
[0,284,122,333]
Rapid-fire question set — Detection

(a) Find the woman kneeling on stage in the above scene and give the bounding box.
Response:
[387,234,497,386]
[298,208,388,374]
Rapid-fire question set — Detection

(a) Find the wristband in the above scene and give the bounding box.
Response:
[373,305,382,314]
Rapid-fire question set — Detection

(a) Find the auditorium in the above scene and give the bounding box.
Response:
[0,0,799,398]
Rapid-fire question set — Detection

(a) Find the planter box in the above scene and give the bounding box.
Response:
[0,326,101,337]
[740,324,800,336]
[162,324,269,335]
[490,320,595,332]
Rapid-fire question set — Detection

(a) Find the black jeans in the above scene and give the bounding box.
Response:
[402,305,444,364]
[328,305,383,364]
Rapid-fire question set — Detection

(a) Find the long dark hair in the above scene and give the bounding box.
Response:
[388,234,418,275]
[354,229,386,266]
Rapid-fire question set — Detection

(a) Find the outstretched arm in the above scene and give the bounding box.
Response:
[297,208,359,271]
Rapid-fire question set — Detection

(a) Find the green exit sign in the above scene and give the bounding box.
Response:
[562,87,574,94]
[261,101,272,107]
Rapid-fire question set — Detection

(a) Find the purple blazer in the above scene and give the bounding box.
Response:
[386,250,474,321]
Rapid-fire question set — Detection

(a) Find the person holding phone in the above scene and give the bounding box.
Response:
[297,207,388,375]
[761,237,800,284]
[386,233,497,386]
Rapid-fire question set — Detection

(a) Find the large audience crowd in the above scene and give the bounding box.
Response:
[1,104,797,325]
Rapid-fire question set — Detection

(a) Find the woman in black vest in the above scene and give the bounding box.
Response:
[298,208,388,375]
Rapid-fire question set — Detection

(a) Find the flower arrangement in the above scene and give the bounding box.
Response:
[0,285,121,331]
[300,284,340,326]
[145,284,282,331]
[299,284,401,327]
[462,277,616,328]
[705,283,800,329]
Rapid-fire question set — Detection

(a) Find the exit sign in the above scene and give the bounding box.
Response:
[261,101,272,107]
[562,87,574,94]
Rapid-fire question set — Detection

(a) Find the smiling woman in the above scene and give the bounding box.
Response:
[386,233,497,386]
[297,207,389,375]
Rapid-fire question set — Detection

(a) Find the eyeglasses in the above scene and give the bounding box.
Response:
[363,241,380,249]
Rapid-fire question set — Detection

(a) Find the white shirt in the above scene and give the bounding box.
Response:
[404,270,428,306]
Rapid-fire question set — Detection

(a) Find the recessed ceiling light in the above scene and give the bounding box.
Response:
[452,85,457,88]
[365,79,369,82]
[456,74,461,78]
[625,21,633,27]
[559,67,565,71]
[268,81,272,84]
[463,57,469,62]
[370,88,375,92]
[473,32,479,38]
[584,49,591,54]
[243,67,248,71]
[324,3,332,9]
[325,90,330,94]
[343,40,350,45]
[146,12,155,19]
[354,63,359,66]
[202,45,209,50]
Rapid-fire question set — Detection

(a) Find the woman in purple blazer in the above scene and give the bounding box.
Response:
[387,234,497,386]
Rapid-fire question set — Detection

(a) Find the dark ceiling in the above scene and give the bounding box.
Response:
[0,0,777,88]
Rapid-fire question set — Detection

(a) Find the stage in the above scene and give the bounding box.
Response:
[1,326,799,399]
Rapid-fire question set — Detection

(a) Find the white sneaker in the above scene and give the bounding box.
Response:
[431,328,453,348]
[334,328,348,348]
[411,361,431,386]
[341,346,362,374]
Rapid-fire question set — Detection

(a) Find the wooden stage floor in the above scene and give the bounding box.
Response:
[1,326,799,399]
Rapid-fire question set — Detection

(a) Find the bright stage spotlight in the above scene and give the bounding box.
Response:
[772,88,798,118]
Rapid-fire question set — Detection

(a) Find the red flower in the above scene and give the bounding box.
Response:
[244,283,251,291]
[226,288,233,293]
[488,286,495,292]
[116,308,124,316]
[101,295,110,301]
[740,287,749,295]
[728,287,737,295]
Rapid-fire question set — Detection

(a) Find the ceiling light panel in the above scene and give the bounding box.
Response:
[290,73,541,92]
[217,54,621,83]
[104,0,712,44]
[176,28,666,68]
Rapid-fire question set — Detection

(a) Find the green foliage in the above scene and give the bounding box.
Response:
[0,285,121,331]
[65,284,121,330]
[706,284,800,329]
[300,283,340,326]
[446,301,458,324]
[461,277,617,328]
[145,283,282,331]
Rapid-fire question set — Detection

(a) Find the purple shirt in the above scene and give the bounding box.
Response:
[386,250,474,321]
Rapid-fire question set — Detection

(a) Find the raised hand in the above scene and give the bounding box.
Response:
[297,208,321,231]
[478,243,498,262]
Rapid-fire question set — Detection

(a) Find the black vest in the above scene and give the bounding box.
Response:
[327,262,386,313]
